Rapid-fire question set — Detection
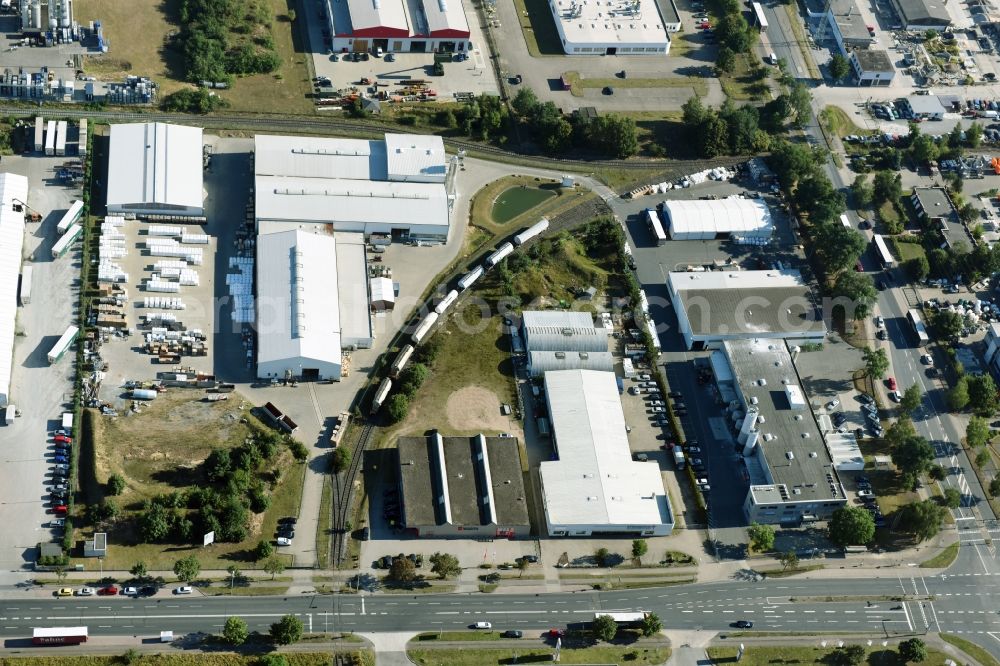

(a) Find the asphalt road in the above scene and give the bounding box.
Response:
[2,570,1000,652]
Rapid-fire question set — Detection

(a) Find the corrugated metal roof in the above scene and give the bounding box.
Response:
[254,174,449,228]
[370,276,395,304]
[335,233,373,347]
[521,310,609,354]
[528,350,614,377]
[663,198,772,239]
[345,0,409,32]
[106,123,203,213]
[418,0,470,35]
[0,173,28,406]
[384,134,447,183]
[254,134,388,181]
[539,370,672,529]
[256,230,342,371]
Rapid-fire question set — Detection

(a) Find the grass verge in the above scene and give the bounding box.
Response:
[941,633,1000,666]
[919,541,959,568]
[755,563,825,577]
[719,53,772,101]
[821,105,868,138]
[781,4,821,80]
[708,645,950,666]
[316,474,333,568]
[1,654,353,666]
[408,646,670,665]
[561,71,708,97]
[510,0,565,55]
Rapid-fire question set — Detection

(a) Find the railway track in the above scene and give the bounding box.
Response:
[330,422,375,569]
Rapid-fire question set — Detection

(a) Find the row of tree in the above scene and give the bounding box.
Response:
[177,0,281,84]
[680,91,809,158]
[510,88,638,158]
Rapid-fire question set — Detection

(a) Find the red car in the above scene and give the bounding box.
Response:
[548,629,565,638]
[53,435,72,444]
[887,377,897,391]
[698,21,711,28]
[52,505,67,514]
[98,585,118,596]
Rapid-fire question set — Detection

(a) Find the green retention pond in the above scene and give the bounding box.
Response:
[491,185,557,224]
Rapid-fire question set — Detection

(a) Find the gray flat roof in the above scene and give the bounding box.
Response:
[724,339,842,503]
[895,0,951,24]
[853,49,893,71]
[398,434,529,529]
[654,0,680,24]
[913,187,953,215]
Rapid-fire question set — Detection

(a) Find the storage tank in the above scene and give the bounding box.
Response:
[513,218,549,246]
[433,289,458,315]
[485,242,514,268]
[132,389,157,400]
[457,266,484,291]
[411,310,439,344]
[31,2,40,30]
[61,0,71,28]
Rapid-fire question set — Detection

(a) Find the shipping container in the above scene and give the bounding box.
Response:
[55,120,67,156]
[47,325,79,364]
[33,116,43,152]
[457,266,484,291]
[32,627,88,645]
[19,265,32,305]
[513,217,550,246]
[78,118,87,156]
[485,242,514,268]
[131,389,157,400]
[44,119,55,155]
[433,289,458,315]
[56,200,84,234]
[51,223,82,258]
[411,310,439,344]
[371,378,392,415]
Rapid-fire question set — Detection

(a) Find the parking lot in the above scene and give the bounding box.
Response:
[0,153,83,570]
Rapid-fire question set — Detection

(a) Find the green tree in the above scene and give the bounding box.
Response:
[287,8,296,21]
[904,255,930,282]
[587,114,638,159]
[139,503,171,542]
[779,550,799,570]
[768,140,823,184]
[386,393,409,423]
[389,556,417,583]
[788,81,812,129]
[631,539,648,564]
[828,506,876,546]
[977,449,991,468]
[891,435,935,485]
[429,552,462,579]
[254,540,274,561]
[511,87,539,117]
[173,555,201,583]
[834,644,867,666]
[640,612,663,637]
[129,561,148,579]
[832,271,877,320]
[928,464,945,481]
[813,222,866,274]
[716,46,737,74]
[967,122,984,148]
[910,133,939,164]
[516,557,530,578]
[270,614,303,645]
[107,473,126,496]
[747,522,776,552]
[264,556,286,580]
[223,616,249,645]
[872,170,902,205]
[863,347,889,380]
[943,487,962,509]
[900,385,922,414]
[399,363,430,397]
[898,637,927,663]
[948,376,971,411]
[968,416,991,448]
[990,474,1000,497]
[849,175,873,208]
[898,499,946,541]
[829,53,850,81]
[592,614,618,642]
[595,547,612,566]
[259,656,288,666]
[968,374,999,416]
[331,446,352,474]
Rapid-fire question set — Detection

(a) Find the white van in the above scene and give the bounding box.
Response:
[768,52,778,65]
[474,621,492,629]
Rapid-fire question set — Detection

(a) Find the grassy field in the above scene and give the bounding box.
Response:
[74,0,311,113]
[822,105,868,138]
[510,234,617,304]
[920,541,959,568]
[708,645,950,666]
[941,633,1000,666]
[408,646,670,665]
[85,391,304,570]
[892,238,926,264]
[469,176,563,234]
[719,54,771,101]
[561,71,708,97]
[0,655,351,666]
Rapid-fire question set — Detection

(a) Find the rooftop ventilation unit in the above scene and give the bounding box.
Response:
[786,451,795,460]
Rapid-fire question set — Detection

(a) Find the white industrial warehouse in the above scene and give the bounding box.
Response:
[539,369,674,537]
[253,133,453,241]
[0,173,28,407]
[255,230,373,382]
[548,0,673,54]
[662,198,773,240]
[667,270,827,350]
[522,310,609,354]
[105,123,205,218]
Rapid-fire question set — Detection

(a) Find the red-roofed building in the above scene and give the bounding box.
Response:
[324,0,471,53]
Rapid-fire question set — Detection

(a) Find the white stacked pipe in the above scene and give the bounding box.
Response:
[154,260,186,272]
[147,225,183,237]
[103,215,126,227]
[159,267,181,279]
[145,279,180,293]
[140,297,185,310]
[181,233,209,244]
[179,269,199,286]
[99,246,126,259]
[145,312,177,324]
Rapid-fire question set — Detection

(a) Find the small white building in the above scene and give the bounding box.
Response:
[105,123,204,218]
[547,0,672,54]
[369,277,395,311]
[662,198,773,240]
[850,50,895,86]
[539,370,674,537]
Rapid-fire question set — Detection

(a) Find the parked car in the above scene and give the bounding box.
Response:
[98,585,118,595]
[76,587,95,596]
[858,490,875,499]
[277,537,292,546]
[53,435,72,444]
[49,518,65,527]
[502,630,523,638]
[921,354,933,365]
[826,398,840,410]
[279,516,297,525]
[123,586,138,596]
[518,554,539,563]
[55,587,73,597]
[174,586,193,595]
[887,377,897,391]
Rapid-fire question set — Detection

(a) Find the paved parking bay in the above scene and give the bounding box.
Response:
[0,154,83,569]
